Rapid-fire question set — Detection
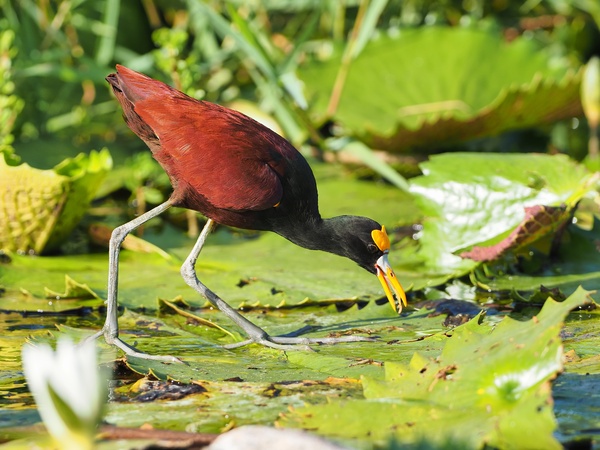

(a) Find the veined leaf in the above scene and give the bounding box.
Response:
[460,204,571,262]
[280,287,592,449]
[300,27,582,152]
[404,152,594,279]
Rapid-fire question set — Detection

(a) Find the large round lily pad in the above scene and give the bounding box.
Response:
[300,26,582,152]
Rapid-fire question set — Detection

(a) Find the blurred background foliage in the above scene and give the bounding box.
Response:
[3,0,600,157]
[0,0,599,254]
[2,5,600,447]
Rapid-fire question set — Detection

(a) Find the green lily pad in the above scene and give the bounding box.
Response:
[300,26,582,152]
[44,275,100,300]
[104,377,363,435]
[0,166,420,313]
[279,287,592,449]
[0,269,105,314]
[474,219,600,296]
[460,204,571,262]
[1,283,598,448]
[36,294,454,383]
[404,152,595,282]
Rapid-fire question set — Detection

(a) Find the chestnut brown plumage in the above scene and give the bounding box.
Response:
[92,65,406,361]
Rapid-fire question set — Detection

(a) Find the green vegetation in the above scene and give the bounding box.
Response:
[1,1,599,449]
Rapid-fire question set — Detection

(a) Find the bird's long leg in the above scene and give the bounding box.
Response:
[181,220,375,351]
[85,200,180,363]
[180,219,306,351]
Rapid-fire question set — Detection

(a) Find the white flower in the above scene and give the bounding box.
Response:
[22,337,107,450]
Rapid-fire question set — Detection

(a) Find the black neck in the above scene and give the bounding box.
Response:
[274,215,371,261]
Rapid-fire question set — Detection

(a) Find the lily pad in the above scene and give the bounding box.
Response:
[44,275,100,300]
[300,27,582,152]
[474,218,600,295]
[105,377,363,435]
[279,287,592,449]
[403,152,595,283]
[460,204,571,262]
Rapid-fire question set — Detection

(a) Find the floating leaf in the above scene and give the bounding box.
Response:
[158,296,236,338]
[0,149,112,254]
[460,205,571,262]
[300,27,581,152]
[105,377,362,435]
[404,152,594,281]
[44,275,100,300]
[472,216,600,294]
[279,287,592,449]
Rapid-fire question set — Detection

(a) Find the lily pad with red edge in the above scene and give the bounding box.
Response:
[460,204,571,262]
[402,152,595,286]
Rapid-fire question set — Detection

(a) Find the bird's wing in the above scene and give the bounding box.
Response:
[132,95,288,212]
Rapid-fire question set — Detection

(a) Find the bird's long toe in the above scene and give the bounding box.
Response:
[271,335,378,345]
[105,334,183,363]
[222,337,313,352]
[223,333,377,351]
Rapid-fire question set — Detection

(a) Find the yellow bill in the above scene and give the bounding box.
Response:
[375,252,407,313]
[371,225,407,313]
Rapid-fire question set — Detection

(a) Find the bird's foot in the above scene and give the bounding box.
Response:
[223,334,377,351]
[81,329,183,364]
[223,337,313,351]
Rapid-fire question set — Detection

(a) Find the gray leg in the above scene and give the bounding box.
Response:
[181,219,375,350]
[86,201,181,363]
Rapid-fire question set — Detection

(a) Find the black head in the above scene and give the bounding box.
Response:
[325,215,407,313]
[327,216,386,273]
[276,215,385,271]
[275,214,407,313]
[269,212,407,312]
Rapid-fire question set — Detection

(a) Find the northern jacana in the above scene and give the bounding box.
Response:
[90,65,406,361]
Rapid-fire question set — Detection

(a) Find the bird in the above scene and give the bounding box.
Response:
[90,65,406,361]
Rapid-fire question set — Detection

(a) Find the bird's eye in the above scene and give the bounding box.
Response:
[367,243,378,254]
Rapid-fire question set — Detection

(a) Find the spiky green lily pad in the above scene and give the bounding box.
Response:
[300,27,581,152]
[0,149,112,254]
[279,287,592,449]
[44,275,100,300]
